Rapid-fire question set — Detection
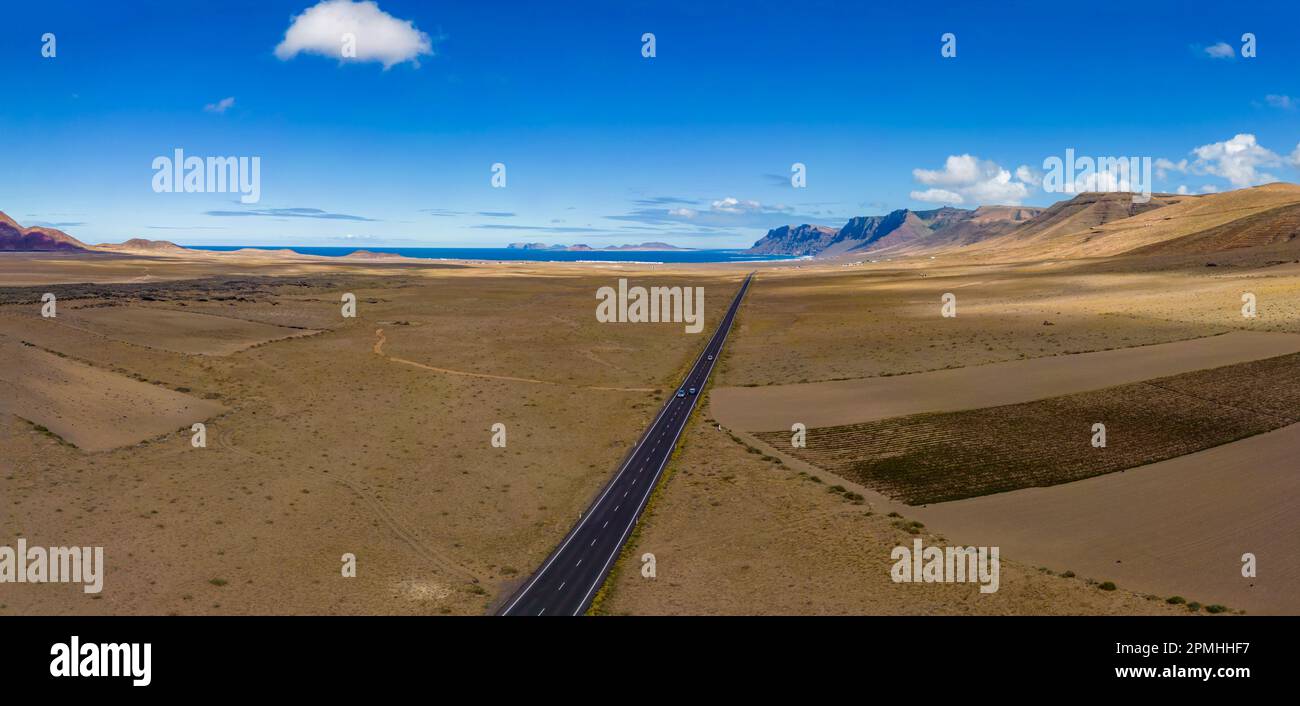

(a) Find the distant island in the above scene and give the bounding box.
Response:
[506,242,694,252]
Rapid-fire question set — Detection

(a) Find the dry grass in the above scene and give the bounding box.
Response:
[600,404,1182,615]
[0,262,742,615]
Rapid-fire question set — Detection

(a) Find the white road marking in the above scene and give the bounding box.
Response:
[570,277,751,615]
[498,373,682,614]
[506,276,751,616]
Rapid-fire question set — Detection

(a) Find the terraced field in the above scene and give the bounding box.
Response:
[1129,201,1300,256]
[758,352,1300,504]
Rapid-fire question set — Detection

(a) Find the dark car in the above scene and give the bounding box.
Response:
[688,387,697,395]
[676,389,686,398]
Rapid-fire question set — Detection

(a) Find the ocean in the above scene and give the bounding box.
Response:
[188,246,798,264]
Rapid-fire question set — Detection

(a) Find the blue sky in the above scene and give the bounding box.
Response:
[3,0,1300,248]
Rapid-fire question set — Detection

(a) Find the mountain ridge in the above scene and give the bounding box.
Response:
[0,212,91,251]
[748,184,1300,260]
[747,205,1041,257]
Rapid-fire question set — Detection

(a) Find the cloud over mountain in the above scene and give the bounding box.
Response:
[911,154,1035,205]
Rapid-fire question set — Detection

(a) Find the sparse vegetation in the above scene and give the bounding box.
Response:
[760,353,1300,504]
[893,519,925,535]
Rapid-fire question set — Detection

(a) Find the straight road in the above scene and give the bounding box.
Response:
[498,273,754,616]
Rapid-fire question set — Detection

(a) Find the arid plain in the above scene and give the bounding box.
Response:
[4,187,1300,615]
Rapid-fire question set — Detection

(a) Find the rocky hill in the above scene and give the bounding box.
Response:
[0,212,91,251]
[746,206,1039,257]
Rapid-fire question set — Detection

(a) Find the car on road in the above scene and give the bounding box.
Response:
[689,387,697,395]
[707,354,714,361]
[676,389,686,398]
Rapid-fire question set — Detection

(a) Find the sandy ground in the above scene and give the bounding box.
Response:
[54,306,318,356]
[608,251,1300,615]
[909,423,1300,615]
[720,257,1300,387]
[600,393,1183,615]
[0,335,226,452]
[3,247,1296,616]
[0,250,469,286]
[713,330,1300,431]
[0,255,749,615]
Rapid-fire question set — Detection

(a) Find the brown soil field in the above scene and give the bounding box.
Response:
[602,250,1300,615]
[0,335,226,452]
[599,391,1183,615]
[4,245,1296,616]
[757,352,1300,505]
[717,254,1300,388]
[910,422,1300,614]
[0,256,745,615]
[0,250,469,286]
[53,305,318,356]
[713,330,1300,431]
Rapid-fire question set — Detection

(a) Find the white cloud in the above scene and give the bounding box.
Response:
[1289,143,1300,167]
[607,196,821,231]
[1154,158,1188,179]
[710,197,758,213]
[1189,133,1281,187]
[275,0,434,69]
[1265,94,1296,110]
[1176,185,1189,195]
[1204,42,1235,59]
[1075,168,1132,194]
[204,97,235,114]
[708,197,791,215]
[911,154,1032,205]
[909,188,964,204]
[913,154,981,186]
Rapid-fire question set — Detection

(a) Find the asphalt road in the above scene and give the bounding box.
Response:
[498,273,754,616]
